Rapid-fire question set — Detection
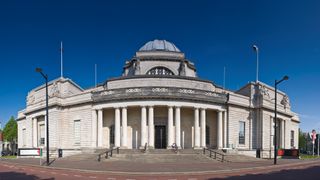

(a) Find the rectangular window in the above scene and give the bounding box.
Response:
[290,130,294,148]
[239,121,245,145]
[39,124,45,145]
[74,120,81,145]
[22,128,26,147]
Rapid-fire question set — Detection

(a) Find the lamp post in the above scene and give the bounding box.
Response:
[253,45,259,82]
[36,68,49,166]
[274,75,289,165]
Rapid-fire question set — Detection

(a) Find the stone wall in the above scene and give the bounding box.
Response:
[228,106,250,149]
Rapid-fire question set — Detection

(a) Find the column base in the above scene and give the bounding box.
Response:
[193,146,202,150]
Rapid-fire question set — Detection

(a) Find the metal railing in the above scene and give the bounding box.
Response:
[142,143,148,153]
[97,147,120,162]
[203,148,226,162]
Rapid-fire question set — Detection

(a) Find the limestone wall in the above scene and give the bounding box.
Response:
[107,77,215,91]
[228,106,250,149]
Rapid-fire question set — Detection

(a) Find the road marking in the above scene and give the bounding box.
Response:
[74,174,82,177]
[89,176,97,179]
[50,172,57,174]
[61,173,69,176]
[107,178,116,180]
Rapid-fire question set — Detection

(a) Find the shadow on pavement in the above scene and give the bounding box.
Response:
[0,171,54,180]
[211,165,320,180]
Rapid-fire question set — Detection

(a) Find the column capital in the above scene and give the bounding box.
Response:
[200,108,207,110]
[175,106,181,108]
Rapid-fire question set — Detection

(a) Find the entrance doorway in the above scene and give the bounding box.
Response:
[155,125,167,149]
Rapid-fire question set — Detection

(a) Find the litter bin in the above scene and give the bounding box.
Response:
[58,149,63,158]
[256,149,261,158]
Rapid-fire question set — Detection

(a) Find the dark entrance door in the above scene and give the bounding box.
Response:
[155,125,167,149]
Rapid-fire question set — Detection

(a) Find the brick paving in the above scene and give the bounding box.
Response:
[0,155,314,174]
[0,157,320,179]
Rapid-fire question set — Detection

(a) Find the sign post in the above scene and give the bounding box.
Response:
[311,130,316,156]
[318,134,320,157]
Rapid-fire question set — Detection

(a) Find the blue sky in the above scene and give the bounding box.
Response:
[0,0,319,132]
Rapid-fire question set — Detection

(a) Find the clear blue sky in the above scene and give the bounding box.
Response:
[0,0,319,132]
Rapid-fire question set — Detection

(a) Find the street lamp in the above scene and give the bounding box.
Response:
[274,75,289,165]
[36,68,49,166]
[252,45,259,82]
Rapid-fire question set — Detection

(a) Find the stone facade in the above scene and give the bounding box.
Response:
[17,39,299,158]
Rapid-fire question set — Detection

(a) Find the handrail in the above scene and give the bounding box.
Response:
[203,148,226,162]
[142,143,148,153]
[97,147,120,162]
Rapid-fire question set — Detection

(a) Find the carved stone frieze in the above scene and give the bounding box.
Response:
[92,87,227,104]
[281,95,290,109]
[152,88,168,93]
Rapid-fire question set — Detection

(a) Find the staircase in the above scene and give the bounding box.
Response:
[105,149,215,163]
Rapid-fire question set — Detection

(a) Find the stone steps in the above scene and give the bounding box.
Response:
[109,153,215,163]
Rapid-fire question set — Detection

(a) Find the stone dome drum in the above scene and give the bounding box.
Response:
[139,39,181,52]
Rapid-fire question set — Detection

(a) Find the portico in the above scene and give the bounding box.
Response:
[92,102,227,150]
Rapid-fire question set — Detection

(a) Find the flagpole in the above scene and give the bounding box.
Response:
[95,64,97,87]
[223,66,226,90]
[253,45,259,83]
[60,41,63,78]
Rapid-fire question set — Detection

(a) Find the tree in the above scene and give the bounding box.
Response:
[3,116,17,155]
[299,129,307,152]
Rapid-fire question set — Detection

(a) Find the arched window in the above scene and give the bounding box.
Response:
[109,125,115,146]
[146,66,174,76]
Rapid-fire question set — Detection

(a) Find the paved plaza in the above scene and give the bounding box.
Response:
[1,155,320,179]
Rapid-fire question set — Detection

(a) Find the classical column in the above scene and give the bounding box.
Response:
[97,109,103,147]
[148,106,154,148]
[168,106,174,147]
[223,111,227,148]
[194,108,200,148]
[286,119,291,148]
[175,106,181,148]
[91,110,97,147]
[141,106,147,147]
[121,107,127,148]
[115,108,121,147]
[200,108,206,148]
[33,117,38,147]
[217,111,223,149]
[281,119,285,148]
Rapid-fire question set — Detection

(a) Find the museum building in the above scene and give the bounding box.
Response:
[17,40,299,158]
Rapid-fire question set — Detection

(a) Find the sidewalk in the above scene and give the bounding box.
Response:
[1,156,318,175]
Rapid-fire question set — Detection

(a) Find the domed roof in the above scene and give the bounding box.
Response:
[139,39,181,52]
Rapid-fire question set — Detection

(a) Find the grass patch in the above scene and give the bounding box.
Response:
[300,154,320,159]
[0,155,17,159]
